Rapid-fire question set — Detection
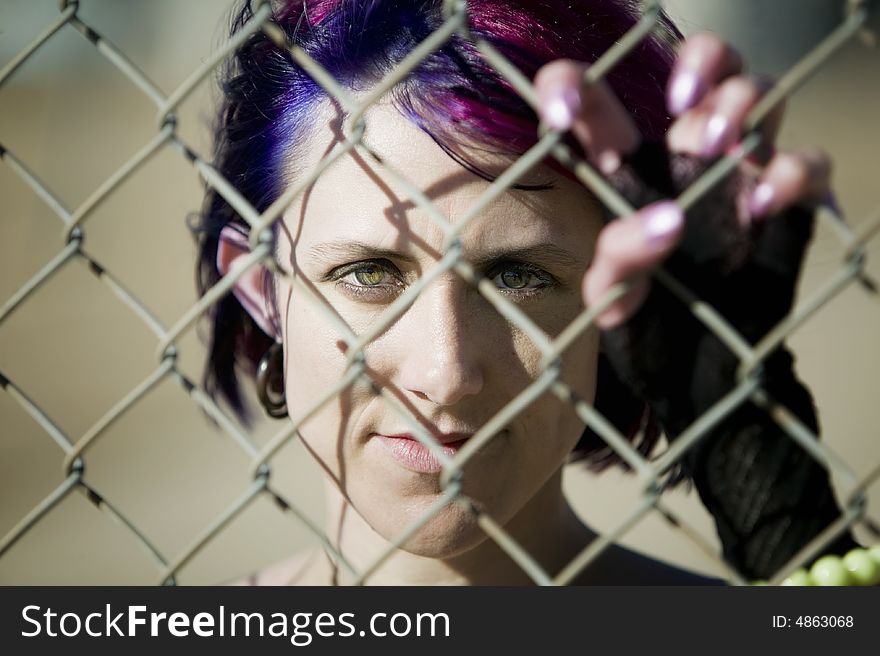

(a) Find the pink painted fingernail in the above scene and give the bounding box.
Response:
[640,201,684,246]
[821,189,846,223]
[668,69,704,116]
[748,183,775,218]
[597,150,621,175]
[543,86,581,131]
[701,114,733,158]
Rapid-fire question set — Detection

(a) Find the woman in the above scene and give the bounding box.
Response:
[196,0,854,584]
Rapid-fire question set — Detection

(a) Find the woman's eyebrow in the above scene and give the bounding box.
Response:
[305,240,583,269]
[305,241,419,265]
[469,244,583,270]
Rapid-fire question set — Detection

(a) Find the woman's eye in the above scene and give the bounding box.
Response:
[499,269,530,289]
[352,264,388,286]
[332,260,403,301]
[491,266,552,294]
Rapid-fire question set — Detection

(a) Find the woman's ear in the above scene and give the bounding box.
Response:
[217,225,279,341]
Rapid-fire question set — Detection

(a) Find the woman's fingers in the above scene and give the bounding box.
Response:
[534,59,640,174]
[536,34,821,333]
[748,147,832,218]
[668,75,783,159]
[583,147,831,331]
[583,201,684,329]
[667,33,784,163]
[667,32,743,116]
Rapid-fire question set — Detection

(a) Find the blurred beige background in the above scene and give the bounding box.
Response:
[0,0,878,584]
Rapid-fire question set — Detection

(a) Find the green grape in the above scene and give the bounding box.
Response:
[810,555,851,586]
[780,568,813,586]
[843,548,880,586]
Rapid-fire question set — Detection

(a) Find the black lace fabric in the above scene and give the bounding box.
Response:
[599,142,858,579]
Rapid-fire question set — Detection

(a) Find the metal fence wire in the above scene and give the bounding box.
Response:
[1,0,879,586]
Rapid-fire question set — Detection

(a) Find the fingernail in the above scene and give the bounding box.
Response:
[668,69,703,116]
[543,86,581,131]
[821,189,846,223]
[701,114,732,158]
[640,201,684,246]
[597,150,621,175]
[748,183,775,218]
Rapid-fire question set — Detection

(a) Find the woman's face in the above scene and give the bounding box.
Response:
[274,101,604,557]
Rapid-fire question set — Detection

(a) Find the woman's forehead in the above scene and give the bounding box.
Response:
[282,101,601,259]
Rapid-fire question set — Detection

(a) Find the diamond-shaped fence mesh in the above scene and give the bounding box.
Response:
[1,0,878,586]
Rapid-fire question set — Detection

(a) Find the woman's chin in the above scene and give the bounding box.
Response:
[364,501,492,560]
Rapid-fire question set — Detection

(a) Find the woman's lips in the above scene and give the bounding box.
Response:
[372,433,471,474]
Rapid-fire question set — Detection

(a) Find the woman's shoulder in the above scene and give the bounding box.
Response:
[223,548,326,586]
[223,544,725,586]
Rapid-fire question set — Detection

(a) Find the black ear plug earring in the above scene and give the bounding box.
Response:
[256,342,287,418]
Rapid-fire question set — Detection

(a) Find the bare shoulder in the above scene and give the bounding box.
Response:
[223,548,326,586]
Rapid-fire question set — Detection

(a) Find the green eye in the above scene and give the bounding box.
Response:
[354,265,386,286]
[491,264,555,297]
[500,269,528,289]
[332,260,403,302]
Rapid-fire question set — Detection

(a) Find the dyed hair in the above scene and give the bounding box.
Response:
[194,0,682,469]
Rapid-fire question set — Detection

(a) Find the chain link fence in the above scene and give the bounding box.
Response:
[1,0,878,585]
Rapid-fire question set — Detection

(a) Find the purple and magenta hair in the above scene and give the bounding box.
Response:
[194,0,682,468]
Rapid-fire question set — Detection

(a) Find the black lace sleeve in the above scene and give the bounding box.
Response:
[598,142,858,580]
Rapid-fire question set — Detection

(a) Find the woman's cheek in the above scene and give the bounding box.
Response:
[509,293,592,377]
[284,292,350,424]
[559,325,600,402]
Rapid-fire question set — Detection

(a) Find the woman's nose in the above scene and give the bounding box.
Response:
[395,282,485,406]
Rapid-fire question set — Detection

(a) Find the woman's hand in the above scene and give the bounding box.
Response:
[535,33,831,330]
[533,33,855,580]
